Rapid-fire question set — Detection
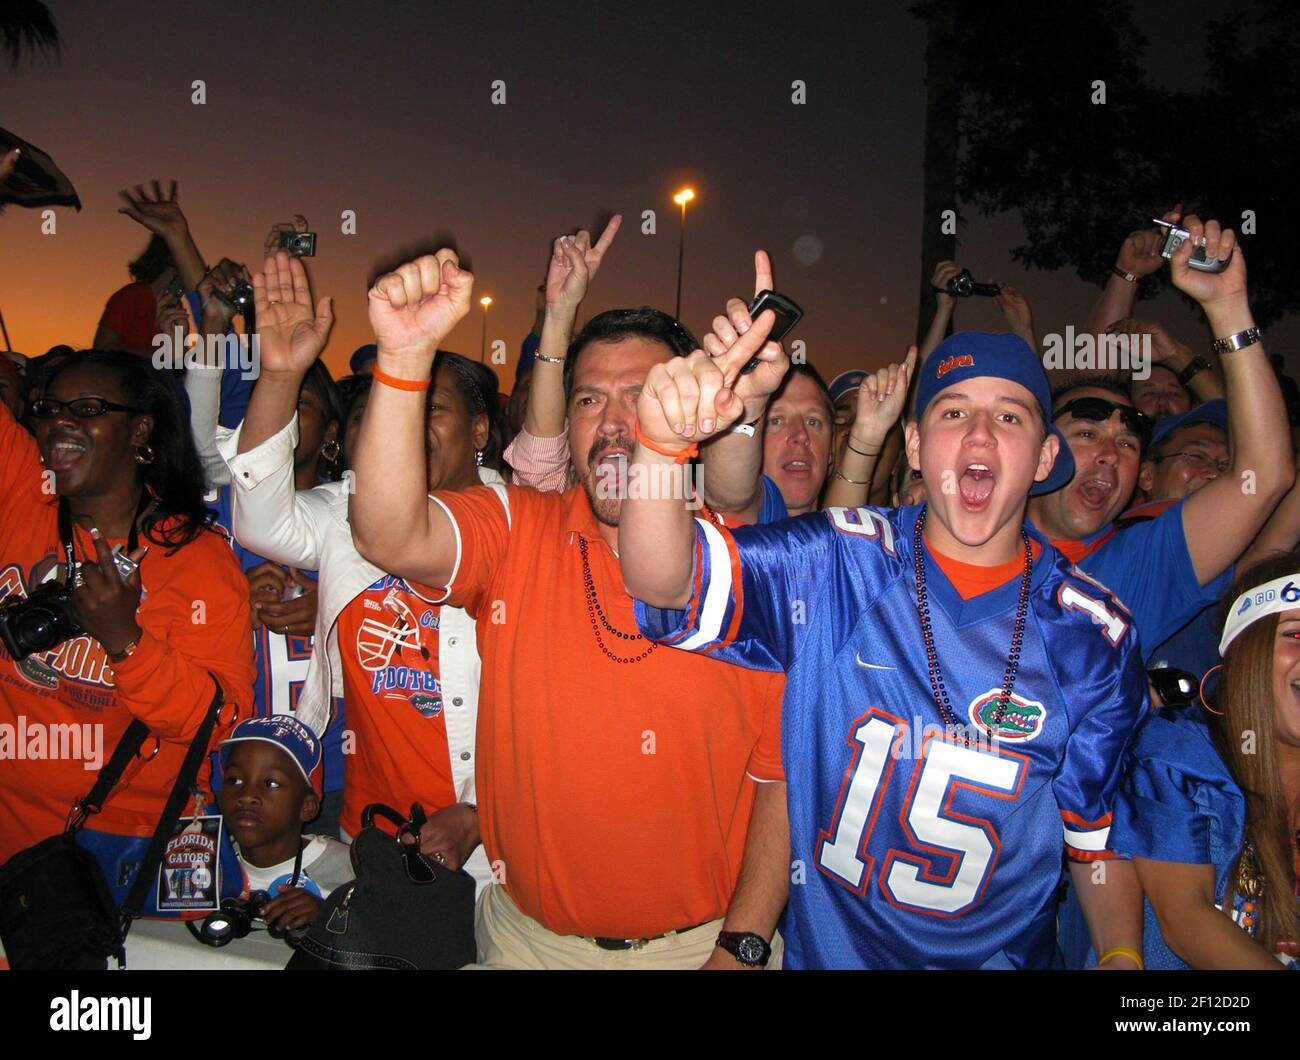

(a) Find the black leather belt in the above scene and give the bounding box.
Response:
[588,921,711,951]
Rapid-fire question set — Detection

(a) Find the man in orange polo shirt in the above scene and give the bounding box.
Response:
[350,250,790,969]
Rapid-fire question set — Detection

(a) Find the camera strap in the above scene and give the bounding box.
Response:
[57,492,149,575]
[120,673,225,923]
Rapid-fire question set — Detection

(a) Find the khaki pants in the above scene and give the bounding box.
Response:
[464,884,784,970]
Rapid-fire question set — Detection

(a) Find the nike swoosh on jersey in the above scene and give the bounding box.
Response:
[854,654,896,671]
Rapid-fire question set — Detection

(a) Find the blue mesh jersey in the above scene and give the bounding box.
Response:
[635,502,1149,969]
[1104,708,1295,969]
[205,485,345,794]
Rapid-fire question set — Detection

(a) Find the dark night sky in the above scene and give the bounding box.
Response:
[2,0,1293,386]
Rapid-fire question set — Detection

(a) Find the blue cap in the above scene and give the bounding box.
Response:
[913,332,1075,496]
[1148,398,1227,453]
[829,369,868,404]
[220,716,320,788]
[349,344,378,374]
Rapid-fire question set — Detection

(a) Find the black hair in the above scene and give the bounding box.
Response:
[45,351,216,550]
[300,360,346,481]
[563,307,698,403]
[773,361,834,422]
[433,350,502,471]
[1050,372,1132,410]
[127,235,175,285]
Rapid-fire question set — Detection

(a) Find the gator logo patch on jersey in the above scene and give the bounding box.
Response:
[967,689,1046,742]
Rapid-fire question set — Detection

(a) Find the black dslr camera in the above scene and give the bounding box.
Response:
[0,548,138,661]
[0,581,83,661]
[215,280,255,315]
[937,268,1001,298]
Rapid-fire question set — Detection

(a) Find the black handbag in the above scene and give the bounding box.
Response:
[287,802,477,970]
[0,675,225,969]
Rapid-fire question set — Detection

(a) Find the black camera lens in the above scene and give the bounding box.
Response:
[16,607,59,650]
[950,271,974,297]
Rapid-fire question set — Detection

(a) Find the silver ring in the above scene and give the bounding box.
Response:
[433,852,446,865]
[71,570,85,589]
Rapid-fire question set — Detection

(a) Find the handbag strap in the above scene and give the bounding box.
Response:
[71,719,152,825]
[120,673,225,920]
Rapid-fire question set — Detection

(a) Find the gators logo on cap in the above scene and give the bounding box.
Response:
[967,689,1046,741]
[936,354,974,379]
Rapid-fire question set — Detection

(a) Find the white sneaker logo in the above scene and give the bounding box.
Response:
[854,654,896,671]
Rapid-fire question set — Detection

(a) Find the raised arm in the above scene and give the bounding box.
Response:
[994,282,1037,351]
[920,261,962,358]
[823,346,915,510]
[619,309,776,608]
[349,251,474,586]
[117,180,208,291]
[524,215,621,440]
[697,251,791,521]
[1106,317,1225,404]
[237,252,334,455]
[1172,216,1294,585]
[183,258,252,489]
[1085,206,1182,335]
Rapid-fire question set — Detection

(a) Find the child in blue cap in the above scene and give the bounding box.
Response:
[219,716,352,934]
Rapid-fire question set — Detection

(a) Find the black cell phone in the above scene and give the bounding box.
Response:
[1147,667,1197,710]
[740,289,803,375]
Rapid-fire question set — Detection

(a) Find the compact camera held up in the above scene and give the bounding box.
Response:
[0,548,139,661]
[935,268,1001,298]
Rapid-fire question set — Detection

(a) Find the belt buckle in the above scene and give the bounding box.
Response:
[590,935,647,951]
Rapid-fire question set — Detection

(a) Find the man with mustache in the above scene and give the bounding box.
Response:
[350,249,792,969]
[1028,215,1292,660]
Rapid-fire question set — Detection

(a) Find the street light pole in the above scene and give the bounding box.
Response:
[673,188,695,320]
[479,296,492,361]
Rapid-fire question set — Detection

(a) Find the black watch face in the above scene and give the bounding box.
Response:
[737,935,766,964]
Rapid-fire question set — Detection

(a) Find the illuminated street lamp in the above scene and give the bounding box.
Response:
[479,295,492,361]
[673,188,695,320]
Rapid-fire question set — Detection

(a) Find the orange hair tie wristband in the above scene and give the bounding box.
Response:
[634,422,699,465]
[372,364,431,392]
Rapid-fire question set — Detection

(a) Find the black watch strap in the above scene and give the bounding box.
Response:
[1176,355,1210,387]
[715,930,771,967]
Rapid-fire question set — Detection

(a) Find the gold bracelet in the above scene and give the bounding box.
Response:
[846,440,882,458]
[833,470,869,485]
[534,351,566,365]
[1097,946,1143,970]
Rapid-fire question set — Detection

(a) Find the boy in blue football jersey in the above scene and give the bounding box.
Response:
[620,309,1148,969]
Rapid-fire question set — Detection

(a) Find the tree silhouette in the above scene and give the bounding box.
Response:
[914,0,1298,329]
[2,1,59,70]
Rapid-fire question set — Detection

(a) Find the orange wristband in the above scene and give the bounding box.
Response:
[372,364,431,391]
[634,422,699,464]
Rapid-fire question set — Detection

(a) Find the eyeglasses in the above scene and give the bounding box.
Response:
[1152,450,1230,474]
[1054,397,1152,443]
[31,397,144,420]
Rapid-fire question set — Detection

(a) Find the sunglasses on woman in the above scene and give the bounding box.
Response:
[1054,397,1152,444]
[30,397,145,420]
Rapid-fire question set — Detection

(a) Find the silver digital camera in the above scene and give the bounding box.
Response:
[1153,219,1231,273]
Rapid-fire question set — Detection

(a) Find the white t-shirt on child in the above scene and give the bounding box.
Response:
[240,835,353,899]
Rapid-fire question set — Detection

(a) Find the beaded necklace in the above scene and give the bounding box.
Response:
[578,536,658,664]
[912,507,1032,744]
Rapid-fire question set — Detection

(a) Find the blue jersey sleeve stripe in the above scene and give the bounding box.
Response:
[674,519,739,652]
[1064,823,1111,852]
